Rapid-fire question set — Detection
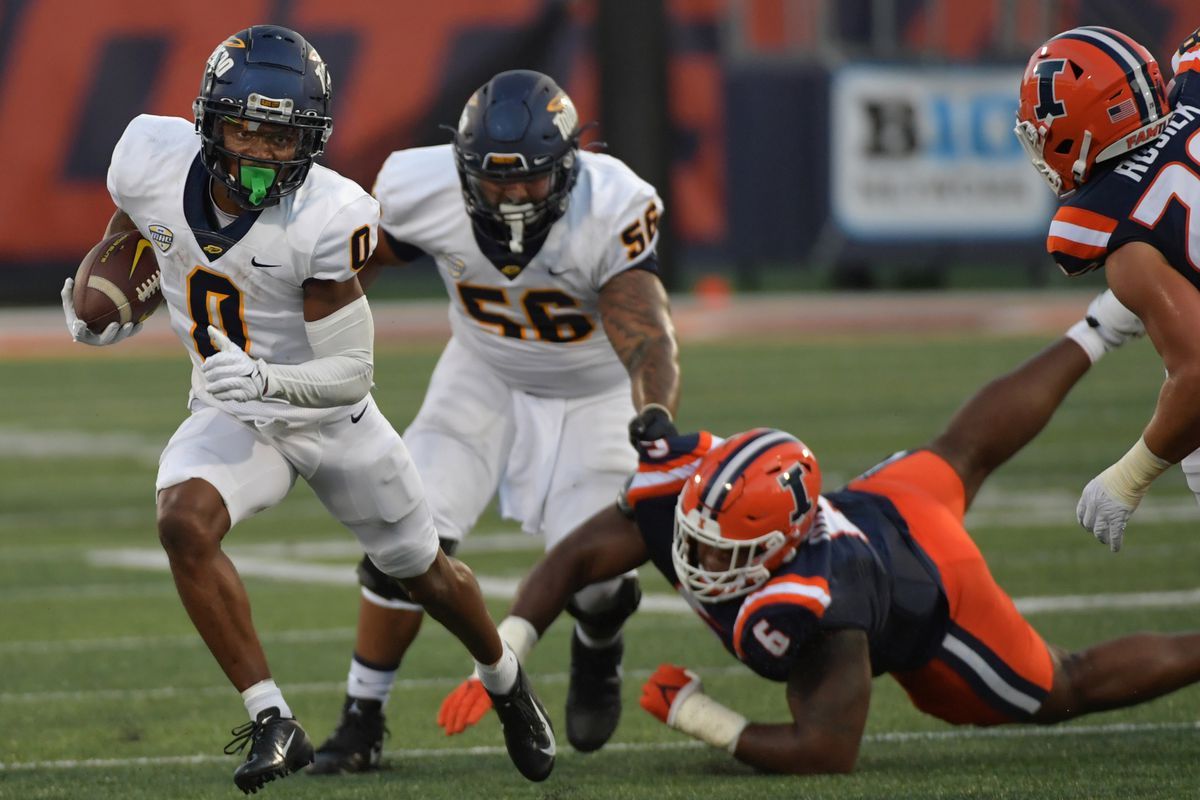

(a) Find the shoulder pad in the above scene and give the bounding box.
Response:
[1046,205,1118,275]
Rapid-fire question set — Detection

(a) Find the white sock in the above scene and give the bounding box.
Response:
[1065,319,1109,364]
[347,656,397,706]
[241,679,292,721]
[475,643,519,695]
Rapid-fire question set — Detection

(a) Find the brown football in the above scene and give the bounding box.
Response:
[72,231,163,334]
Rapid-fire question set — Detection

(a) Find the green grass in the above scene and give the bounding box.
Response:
[2,332,1198,799]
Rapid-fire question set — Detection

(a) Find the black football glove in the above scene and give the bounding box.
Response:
[628,404,678,453]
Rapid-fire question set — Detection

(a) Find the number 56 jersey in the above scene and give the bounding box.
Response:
[373,144,663,398]
[1047,96,1200,287]
[106,115,379,426]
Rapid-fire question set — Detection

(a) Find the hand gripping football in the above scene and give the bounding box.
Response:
[72,231,163,334]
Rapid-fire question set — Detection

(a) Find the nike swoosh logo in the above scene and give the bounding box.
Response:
[350,402,369,423]
[280,730,296,755]
[548,266,570,276]
[129,238,153,279]
[251,257,283,268]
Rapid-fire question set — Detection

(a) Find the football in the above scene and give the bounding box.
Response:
[72,231,163,334]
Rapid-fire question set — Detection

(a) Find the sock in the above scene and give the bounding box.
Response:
[242,679,292,721]
[475,643,519,695]
[1065,319,1109,364]
[347,654,398,707]
[575,623,621,650]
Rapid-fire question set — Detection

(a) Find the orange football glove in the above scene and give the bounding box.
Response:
[437,676,493,735]
[639,663,702,726]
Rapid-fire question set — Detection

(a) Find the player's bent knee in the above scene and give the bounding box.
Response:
[567,575,642,636]
[156,479,230,559]
[357,539,459,607]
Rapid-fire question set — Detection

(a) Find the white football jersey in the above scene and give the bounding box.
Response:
[373,144,663,398]
[107,115,379,426]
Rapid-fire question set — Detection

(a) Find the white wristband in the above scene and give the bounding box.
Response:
[496,616,539,664]
[1100,436,1172,506]
[671,690,749,753]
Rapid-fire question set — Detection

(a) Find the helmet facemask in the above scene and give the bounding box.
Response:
[458,149,578,253]
[193,26,333,209]
[672,500,791,603]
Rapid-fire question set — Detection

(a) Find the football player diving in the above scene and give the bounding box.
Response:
[1015,26,1200,550]
[59,26,554,791]
[437,296,1200,774]
[309,70,680,774]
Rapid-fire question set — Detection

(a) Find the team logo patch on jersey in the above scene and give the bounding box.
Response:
[501,264,522,277]
[441,254,467,280]
[147,224,174,254]
[203,244,224,255]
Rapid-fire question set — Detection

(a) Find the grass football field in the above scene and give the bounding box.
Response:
[2,330,1198,799]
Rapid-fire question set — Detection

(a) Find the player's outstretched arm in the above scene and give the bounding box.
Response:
[640,629,872,774]
[598,269,681,448]
[1079,243,1200,549]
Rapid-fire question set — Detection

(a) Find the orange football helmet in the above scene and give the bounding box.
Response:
[1015,26,1169,196]
[672,429,821,603]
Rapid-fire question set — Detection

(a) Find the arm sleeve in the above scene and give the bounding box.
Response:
[263,295,374,408]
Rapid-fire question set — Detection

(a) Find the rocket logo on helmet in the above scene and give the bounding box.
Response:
[1015,26,1170,197]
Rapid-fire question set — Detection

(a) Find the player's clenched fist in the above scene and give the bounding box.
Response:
[437,676,493,735]
[639,663,702,726]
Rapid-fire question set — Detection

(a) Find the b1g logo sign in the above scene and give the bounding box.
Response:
[830,65,1053,238]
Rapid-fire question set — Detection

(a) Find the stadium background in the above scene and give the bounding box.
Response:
[3,2,1200,799]
[2,0,1196,301]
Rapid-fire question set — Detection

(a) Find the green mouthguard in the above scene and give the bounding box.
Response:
[239,165,276,206]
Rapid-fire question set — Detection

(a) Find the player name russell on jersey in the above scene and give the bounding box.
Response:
[1112,104,1200,182]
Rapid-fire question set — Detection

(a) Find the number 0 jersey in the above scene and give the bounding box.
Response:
[107,115,380,426]
[624,434,949,683]
[1048,91,1200,284]
[373,144,663,398]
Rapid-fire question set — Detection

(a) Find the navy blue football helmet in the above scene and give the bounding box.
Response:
[452,70,581,252]
[193,25,333,208]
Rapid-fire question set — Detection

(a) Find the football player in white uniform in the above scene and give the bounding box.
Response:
[58,28,555,793]
[309,70,680,773]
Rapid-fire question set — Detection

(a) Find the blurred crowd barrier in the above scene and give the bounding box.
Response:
[0,0,1193,301]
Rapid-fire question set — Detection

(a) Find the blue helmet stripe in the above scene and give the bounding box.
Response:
[700,430,799,520]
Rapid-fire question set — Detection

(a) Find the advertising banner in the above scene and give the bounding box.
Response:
[830,64,1054,239]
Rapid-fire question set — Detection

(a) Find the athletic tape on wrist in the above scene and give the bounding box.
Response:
[1101,436,1172,505]
[671,690,749,753]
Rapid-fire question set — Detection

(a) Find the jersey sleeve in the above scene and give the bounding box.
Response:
[107,114,192,212]
[732,575,830,681]
[1045,205,1119,275]
[308,193,380,282]
[620,431,719,511]
[587,158,665,289]
[372,146,456,247]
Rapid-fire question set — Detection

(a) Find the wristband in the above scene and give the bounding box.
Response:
[1100,436,1172,506]
[671,690,749,753]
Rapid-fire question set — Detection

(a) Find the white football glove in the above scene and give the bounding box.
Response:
[201,325,269,402]
[60,277,142,346]
[1077,474,1138,552]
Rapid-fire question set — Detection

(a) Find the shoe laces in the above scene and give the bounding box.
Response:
[224,719,262,756]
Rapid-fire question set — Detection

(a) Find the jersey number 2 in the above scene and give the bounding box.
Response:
[1131,157,1200,269]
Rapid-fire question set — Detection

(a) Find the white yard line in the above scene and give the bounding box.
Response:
[1,720,1195,772]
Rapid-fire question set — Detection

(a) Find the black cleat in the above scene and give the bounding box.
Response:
[225,707,314,794]
[307,697,387,775]
[565,630,623,752]
[486,664,556,782]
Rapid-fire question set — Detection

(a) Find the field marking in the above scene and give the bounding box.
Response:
[1,719,1196,772]
[0,427,161,465]
[83,544,1200,618]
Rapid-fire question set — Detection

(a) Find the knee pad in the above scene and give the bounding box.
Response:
[357,538,459,606]
[566,575,642,638]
